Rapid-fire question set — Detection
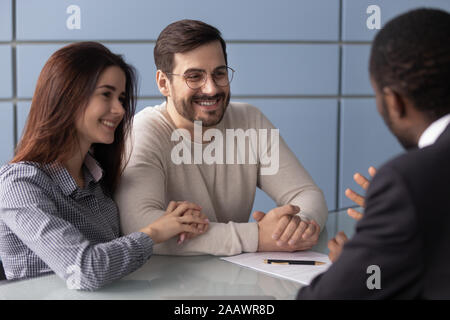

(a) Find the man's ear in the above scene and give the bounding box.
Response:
[156,70,171,97]
[383,87,407,119]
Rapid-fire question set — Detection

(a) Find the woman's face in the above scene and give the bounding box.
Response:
[76,66,126,149]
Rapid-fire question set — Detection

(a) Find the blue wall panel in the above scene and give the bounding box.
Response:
[323,211,337,242]
[0,103,14,166]
[17,43,340,98]
[0,0,12,41]
[339,99,403,208]
[0,45,12,98]
[343,0,450,41]
[16,0,338,41]
[241,99,338,212]
[16,44,156,98]
[16,44,65,99]
[337,208,358,238]
[341,45,372,95]
[228,44,339,96]
[16,102,31,141]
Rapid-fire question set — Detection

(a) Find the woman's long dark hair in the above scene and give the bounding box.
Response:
[12,42,137,195]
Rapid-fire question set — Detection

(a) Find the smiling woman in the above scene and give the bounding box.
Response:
[75,66,127,172]
[0,42,209,290]
[13,42,136,195]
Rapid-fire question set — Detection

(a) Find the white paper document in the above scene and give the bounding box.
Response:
[221,251,331,285]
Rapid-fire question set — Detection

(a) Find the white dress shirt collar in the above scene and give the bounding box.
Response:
[418,113,450,149]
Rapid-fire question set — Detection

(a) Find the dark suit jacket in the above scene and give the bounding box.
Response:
[297,124,450,299]
[0,261,5,281]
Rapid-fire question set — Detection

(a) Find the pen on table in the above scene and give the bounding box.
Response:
[264,259,326,266]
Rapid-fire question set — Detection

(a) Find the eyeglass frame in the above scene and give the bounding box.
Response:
[165,66,235,90]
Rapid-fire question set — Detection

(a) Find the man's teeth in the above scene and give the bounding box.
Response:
[100,120,115,128]
[196,100,217,106]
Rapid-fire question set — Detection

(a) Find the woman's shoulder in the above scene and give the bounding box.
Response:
[1,161,43,176]
[0,162,52,190]
[0,162,59,207]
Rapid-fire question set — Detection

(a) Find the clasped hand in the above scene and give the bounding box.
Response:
[139,201,209,244]
[254,204,321,252]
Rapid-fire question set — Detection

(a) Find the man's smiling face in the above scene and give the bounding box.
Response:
[167,41,231,127]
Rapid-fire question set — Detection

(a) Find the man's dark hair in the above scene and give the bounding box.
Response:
[154,19,227,76]
[369,8,450,120]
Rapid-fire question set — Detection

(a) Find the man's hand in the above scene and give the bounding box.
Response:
[327,166,377,262]
[345,166,377,220]
[327,231,348,263]
[254,205,320,252]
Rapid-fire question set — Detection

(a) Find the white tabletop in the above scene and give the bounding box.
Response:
[0,225,333,300]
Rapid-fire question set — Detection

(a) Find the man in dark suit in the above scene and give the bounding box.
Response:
[297,8,450,299]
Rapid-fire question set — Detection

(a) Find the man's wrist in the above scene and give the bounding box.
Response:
[256,221,270,252]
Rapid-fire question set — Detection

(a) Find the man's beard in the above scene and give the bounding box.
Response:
[174,92,230,127]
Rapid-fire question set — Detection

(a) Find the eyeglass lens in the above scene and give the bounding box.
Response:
[184,67,234,89]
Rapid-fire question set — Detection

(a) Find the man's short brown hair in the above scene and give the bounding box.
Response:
[154,19,228,75]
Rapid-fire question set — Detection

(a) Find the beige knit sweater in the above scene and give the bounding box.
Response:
[115,101,328,256]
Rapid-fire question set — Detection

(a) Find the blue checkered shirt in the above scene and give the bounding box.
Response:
[0,154,153,290]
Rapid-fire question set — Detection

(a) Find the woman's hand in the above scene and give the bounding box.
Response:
[139,201,209,244]
[176,206,210,244]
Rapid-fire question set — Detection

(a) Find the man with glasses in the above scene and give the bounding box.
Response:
[115,19,328,256]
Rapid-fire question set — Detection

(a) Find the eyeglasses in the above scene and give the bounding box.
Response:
[167,66,235,90]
